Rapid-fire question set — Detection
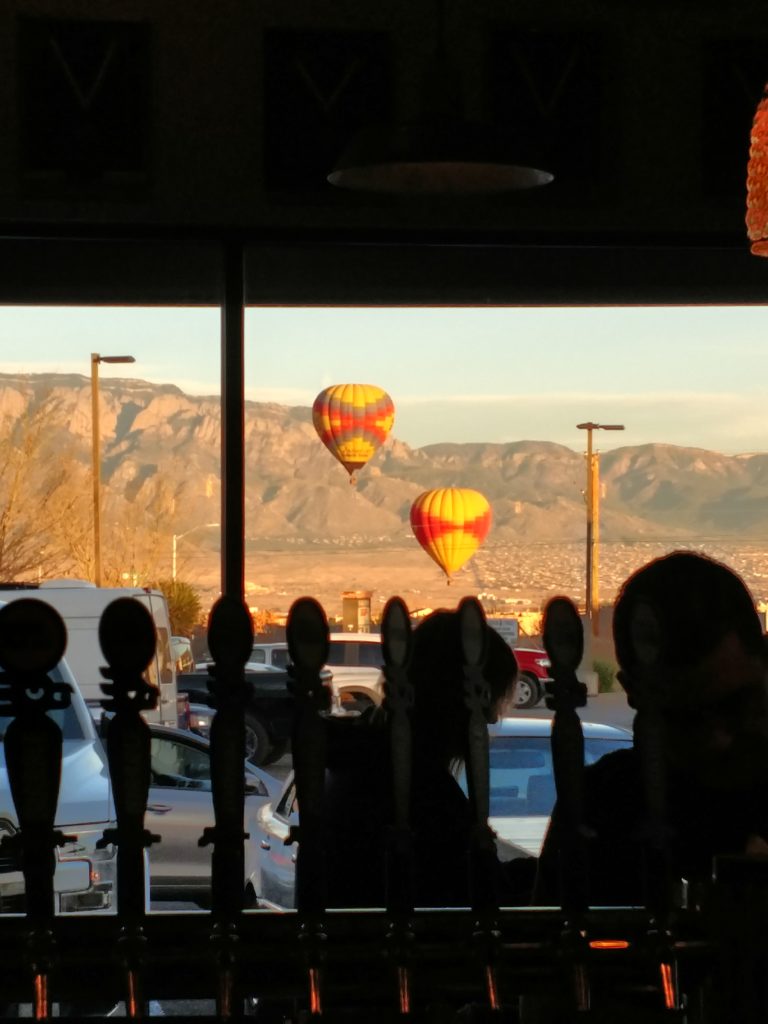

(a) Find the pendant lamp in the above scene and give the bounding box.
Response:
[327,120,553,194]
[327,3,553,195]
[746,85,768,255]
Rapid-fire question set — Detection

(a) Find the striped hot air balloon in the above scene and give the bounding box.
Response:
[312,383,395,483]
[410,488,492,581]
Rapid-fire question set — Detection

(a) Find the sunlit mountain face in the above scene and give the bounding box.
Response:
[4,372,768,616]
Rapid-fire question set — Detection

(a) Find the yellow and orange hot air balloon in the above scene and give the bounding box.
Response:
[312,383,395,483]
[410,487,492,581]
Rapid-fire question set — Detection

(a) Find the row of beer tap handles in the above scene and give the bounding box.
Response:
[0,589,679,1020]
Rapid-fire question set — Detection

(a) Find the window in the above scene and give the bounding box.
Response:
[150,736,212,790]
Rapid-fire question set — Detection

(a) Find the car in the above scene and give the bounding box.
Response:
[178,665,299,766]
[460,718,632,860]
[187,702,215,739]
[253,630,385,712]
[195,660,285,674]
[145,723,282,907]
[171,635,195,673]
[251,717,632,909]
[249,643,291,669]
[0,656,119,916]
[251,636,384,713]
[509,647,552,710]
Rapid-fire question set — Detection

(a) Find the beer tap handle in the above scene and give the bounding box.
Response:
[0,599,70,1021]
[381,597,415,1013]
[98,597,160,1019]
[627,600,679,1012]
[458,597,501,1011]
[202,595,253,1019]
[543,596,590,1011]
[286,597,331,1016]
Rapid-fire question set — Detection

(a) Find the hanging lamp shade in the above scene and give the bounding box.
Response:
[327,118,553,195]
[746,85,768,256]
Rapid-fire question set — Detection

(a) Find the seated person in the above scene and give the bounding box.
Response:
[534,550,768,909]
[323,608,533,908]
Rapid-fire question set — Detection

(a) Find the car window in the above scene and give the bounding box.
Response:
[357,644,382,668]
[271,648,290,668]
[251,648,266,664]
[326,642,347,667]
[0,705,83,740]
[275,781,298,822]
[154,626,173,689]
[492,736,631,817]
[150,735,212,790]
[326,641,381,668]
[459,734,631,819]
[0,668,85,740]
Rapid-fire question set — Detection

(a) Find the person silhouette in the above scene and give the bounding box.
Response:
[534,549,768,909]
[322,607,526,909]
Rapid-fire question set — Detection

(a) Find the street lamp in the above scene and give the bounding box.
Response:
[172,523,220,581]
[91,353,135,587]
[576,422,625,638]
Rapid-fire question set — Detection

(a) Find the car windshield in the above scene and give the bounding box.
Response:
[485,734,631,818]
[0,666,86,741]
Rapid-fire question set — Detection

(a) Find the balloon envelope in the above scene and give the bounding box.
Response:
[312,384,395,479]
[410,488,492,578]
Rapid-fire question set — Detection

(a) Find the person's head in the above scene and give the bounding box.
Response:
[408,609,518,765]
[613,551,768,789]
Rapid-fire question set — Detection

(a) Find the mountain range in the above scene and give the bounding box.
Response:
[3,372,768,550]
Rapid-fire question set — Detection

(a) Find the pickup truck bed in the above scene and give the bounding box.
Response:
[176,669,294,766]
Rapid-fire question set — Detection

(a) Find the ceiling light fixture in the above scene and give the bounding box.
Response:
[327,4,553,195]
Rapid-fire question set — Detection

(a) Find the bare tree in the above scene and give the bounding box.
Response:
[0,391,94,581]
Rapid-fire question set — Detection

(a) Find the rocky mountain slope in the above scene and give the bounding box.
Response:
[3,372,767,551]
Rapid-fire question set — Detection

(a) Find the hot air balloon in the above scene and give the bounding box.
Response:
[312,383,395,483]
[410,487,492,581]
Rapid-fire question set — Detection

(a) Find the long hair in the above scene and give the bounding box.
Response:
[408,609,518,764]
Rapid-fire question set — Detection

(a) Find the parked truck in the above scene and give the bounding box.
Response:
[486,617,551,709]
[0,579,179,728]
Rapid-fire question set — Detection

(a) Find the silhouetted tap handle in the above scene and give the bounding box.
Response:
[0,599,72,1018]
[98,597,162,1019]
[286,598,330,1017]
[201,596,253,917]
[98,598,160,919]
[459,597,502,1010]
[382,598,415,1013]
[0,600,71,917]
[625,600,679,1011]
[201,595,253,1019]
[382,596,415,920]
[286,597,330,919]
[459,597,497,909]
[543,596,590,1010]
[627,599,673,914]
[543,597,589,872]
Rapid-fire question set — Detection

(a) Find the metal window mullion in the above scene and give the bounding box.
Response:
[220,239,245,601]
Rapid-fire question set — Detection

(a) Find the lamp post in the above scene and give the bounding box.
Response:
[576,422,625,638]
[91,353,135,587]
[172,523,220,582]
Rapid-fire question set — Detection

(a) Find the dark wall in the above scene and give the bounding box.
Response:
[0,0,764,247]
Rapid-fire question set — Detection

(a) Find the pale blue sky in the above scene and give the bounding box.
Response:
[1,304,767,453]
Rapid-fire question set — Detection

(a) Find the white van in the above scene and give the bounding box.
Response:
[0,580,178,728]
[0,601,119,917]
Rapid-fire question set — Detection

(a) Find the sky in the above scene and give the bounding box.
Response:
[1,303,768,454]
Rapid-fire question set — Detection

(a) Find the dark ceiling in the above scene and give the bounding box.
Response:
[0,0,767,303]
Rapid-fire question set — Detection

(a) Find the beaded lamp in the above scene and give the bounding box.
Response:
[746,85,768,256]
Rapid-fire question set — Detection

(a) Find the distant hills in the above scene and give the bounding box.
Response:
[3,371,768,550]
